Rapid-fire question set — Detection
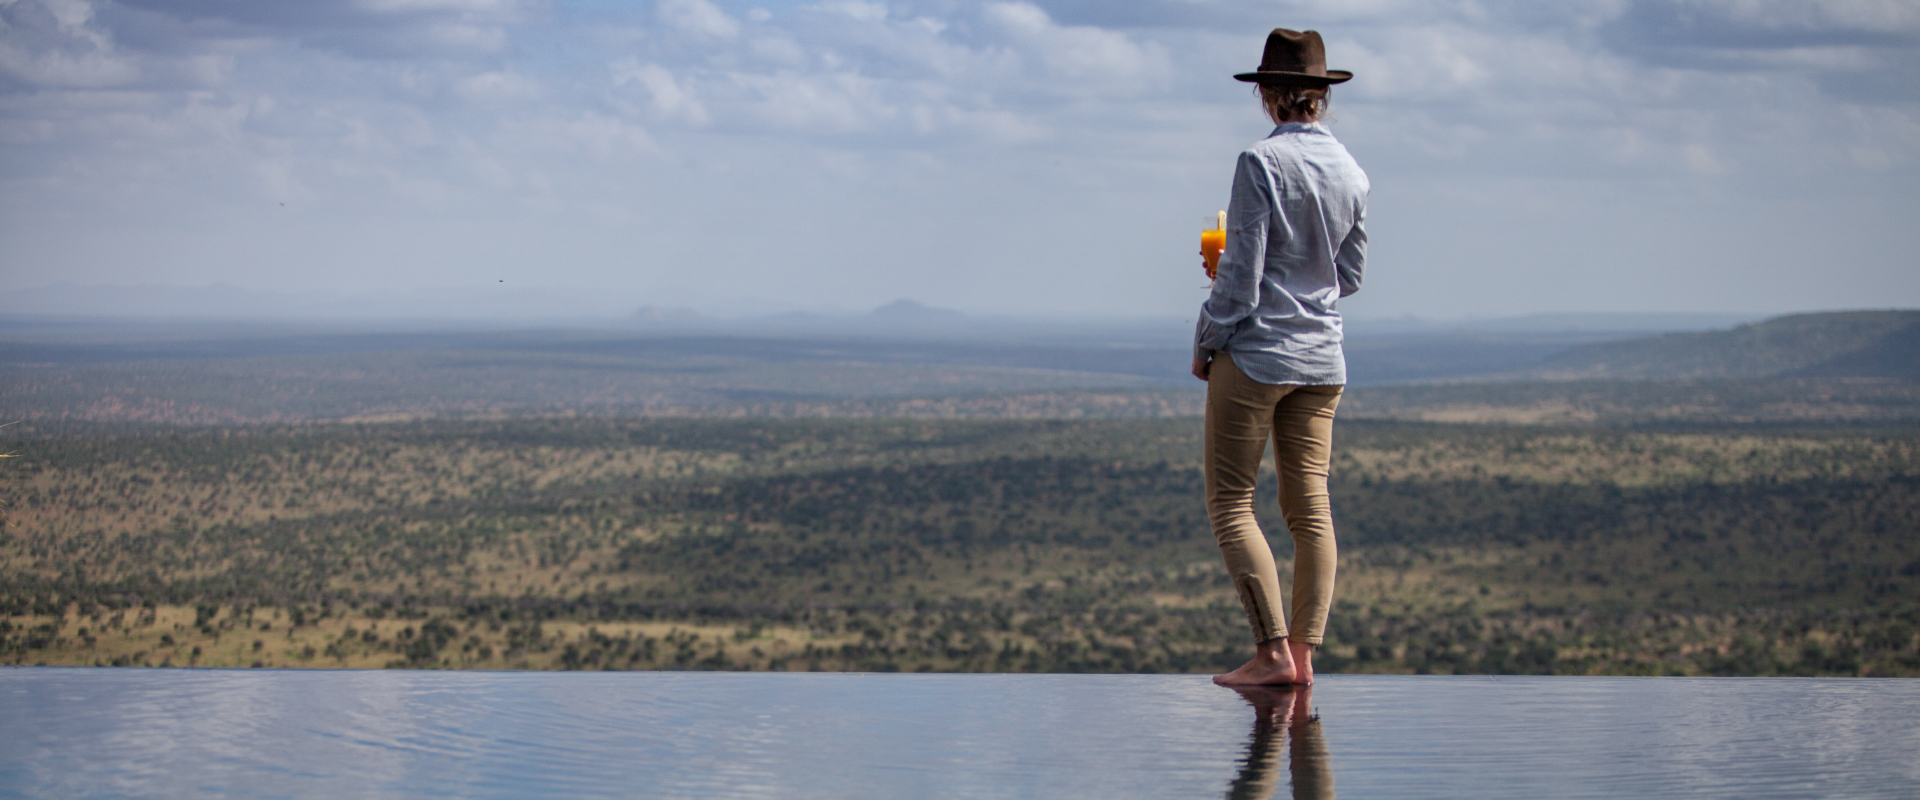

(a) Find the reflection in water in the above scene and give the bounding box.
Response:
[1226,686,1334,800]
[10,672,1915,798]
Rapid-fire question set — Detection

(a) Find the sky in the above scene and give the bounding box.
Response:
[0,0,1916,321]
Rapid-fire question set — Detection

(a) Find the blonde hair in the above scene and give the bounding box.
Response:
[1259,83,1328,124]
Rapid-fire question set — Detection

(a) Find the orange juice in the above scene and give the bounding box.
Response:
[1200,211,1226,279]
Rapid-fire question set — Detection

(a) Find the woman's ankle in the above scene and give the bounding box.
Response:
[1286,640,1316,683]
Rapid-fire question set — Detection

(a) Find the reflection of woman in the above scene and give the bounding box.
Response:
[1193,29,1366,687]
[1225,685,1335,800]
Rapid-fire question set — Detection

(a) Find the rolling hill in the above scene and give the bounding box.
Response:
[1534,310,1920,380]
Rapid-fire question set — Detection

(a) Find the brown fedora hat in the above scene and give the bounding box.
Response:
[1234,29,1352,85]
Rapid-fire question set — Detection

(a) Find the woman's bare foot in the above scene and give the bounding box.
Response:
[1288,640,1315,686]
[1214,639,1298,686]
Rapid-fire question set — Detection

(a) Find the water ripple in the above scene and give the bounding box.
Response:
[1,670,1916,799]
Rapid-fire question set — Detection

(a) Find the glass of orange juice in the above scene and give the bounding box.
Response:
[1200,211,1226,279]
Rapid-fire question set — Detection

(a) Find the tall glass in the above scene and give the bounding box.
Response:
[1201,211,1226,279]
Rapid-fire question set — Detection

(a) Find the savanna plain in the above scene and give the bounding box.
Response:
[3,311,1917,677]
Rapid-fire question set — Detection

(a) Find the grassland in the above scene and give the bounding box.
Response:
[1340,378,1920,425]
[4,417,1916,676]
[12,351,1920,428]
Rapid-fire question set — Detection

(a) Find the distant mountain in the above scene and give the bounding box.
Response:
[870,299,965,321]
[1533,310,1920,380]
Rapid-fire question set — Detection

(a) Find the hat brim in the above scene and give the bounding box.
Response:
[1234,69,1352,85]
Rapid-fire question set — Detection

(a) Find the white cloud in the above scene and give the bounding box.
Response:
[355,0,521,13]
[0,0,139,87]
[425,21,510,52]
[812,1,889,23]
[0,0,1914,317]
[656,0,740,38]
[456,70,541,102]
[746,33,807,66]
[1700,0,1920,34]
[36,0,101,32]
[983,2,1170,89]
[727,69,886,132]
[612,59,710,124]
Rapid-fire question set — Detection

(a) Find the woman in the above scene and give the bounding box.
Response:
[1192,28,1366,687]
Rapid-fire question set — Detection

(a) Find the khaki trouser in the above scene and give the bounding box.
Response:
[1204,353,1342,645]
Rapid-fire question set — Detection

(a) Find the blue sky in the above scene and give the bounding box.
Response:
[1,0,1915,320]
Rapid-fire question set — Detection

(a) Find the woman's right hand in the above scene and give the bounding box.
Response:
[1192,355,1212,381]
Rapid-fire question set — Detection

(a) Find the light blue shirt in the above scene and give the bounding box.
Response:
[1194,122,1368,385]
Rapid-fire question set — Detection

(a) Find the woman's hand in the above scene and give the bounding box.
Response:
[1192,355,1212,381]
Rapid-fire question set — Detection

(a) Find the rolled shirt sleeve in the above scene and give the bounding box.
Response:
[1193,150,1271,360]
[1335,203,1365,298]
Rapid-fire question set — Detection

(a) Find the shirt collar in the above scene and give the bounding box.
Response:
[1270,122,1329,136]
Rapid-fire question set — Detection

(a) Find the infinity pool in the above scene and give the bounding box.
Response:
[3,670,1916,798]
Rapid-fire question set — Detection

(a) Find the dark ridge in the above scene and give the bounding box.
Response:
[1535,310,1920,380]
[1784,320,1920,380]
